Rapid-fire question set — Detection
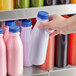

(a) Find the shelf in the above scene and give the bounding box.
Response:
[0,4,76,21]
[7,65,76,76]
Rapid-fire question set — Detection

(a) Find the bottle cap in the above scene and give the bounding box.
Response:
[22,20,32,27]
[5,20,15,26]
[37,11,49,19]
[9,26,20,33]
[0,28,2,34]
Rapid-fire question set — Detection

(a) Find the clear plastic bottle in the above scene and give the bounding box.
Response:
[31,11,49,65]
[7,26,23,76]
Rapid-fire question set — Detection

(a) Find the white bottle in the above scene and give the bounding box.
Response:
[31,11,49,65]
[20,20,32,67]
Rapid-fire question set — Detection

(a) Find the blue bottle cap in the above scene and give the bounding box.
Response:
[5,20,15,26]
[37,11,49,19]
[9,26,20,33]
[0,28,2,34]
[22,20,32,27]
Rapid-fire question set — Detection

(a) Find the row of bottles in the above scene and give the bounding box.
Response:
[0,0,76,10]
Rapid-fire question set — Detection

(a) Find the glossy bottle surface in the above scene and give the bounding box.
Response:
[57,0,70,4]
[40,35,55,70]
[0,33,7,76]
[15,0,29,8]
[44,0,57,5]
[7,26,23,76]
[71,0,76,3]
[30,0,44,7]
[0,0,14,10]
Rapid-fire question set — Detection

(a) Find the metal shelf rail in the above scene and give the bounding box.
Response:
[0,4,76,21]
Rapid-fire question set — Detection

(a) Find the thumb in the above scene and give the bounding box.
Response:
[37,22,51,29]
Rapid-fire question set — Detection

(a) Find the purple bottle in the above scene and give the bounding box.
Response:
[20,20,32,67]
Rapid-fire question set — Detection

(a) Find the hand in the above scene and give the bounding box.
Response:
[38,14,67,37]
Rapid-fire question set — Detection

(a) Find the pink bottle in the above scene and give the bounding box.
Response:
[20,20,32,67]
[7,26,23,76]
[3,20,15,43]
[0,28,7,76]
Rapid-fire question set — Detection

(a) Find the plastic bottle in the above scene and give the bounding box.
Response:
[57,0,70,4]
[0,28,7,76]
[30,0,44,7]
[44,0,57,5]
[55,15,69,68]
[20,20,32,67]
[71,0,76,3]
[7,26,23,76]
[40,32,55,70]
[15,0,29,8]
[0,0,14,10]
[3,20,15,43]
[31,11,49,65]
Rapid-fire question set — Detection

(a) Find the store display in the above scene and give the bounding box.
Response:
[31,11,49,65]
[7,26,23,76]
[30,0,44,7]
[21,20,32,67]
[0,0,14,10]
[15,0,29,8]
[0,28,7,76]
[3,21,15,43]
[55,15,69,68]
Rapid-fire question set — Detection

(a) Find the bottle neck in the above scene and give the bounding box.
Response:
[9,32,20,36]
[37,18,49,23]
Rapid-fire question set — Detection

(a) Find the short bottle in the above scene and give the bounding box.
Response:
[7,26,23,76]
[0,28,7,76]
[31,11,49,65]
[20,20,32,67]
[3,20,15,43]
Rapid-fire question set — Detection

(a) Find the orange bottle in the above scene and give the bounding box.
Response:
[40,32,55,70]
[0,0,14,10]
[71,0,76,3]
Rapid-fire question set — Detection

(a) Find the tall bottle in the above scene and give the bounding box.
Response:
[30,0,44,7]
[0,28,7,76]
[7,26,23,76]
[31,11,49,65]
[20,20,32,67]
[55,15,69,68]
[3,20,15,43]
[15,0,29,8]
[44,0,57,5]
[57,0,70,4]
[0,0,14,10]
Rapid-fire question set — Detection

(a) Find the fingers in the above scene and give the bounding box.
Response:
[49,30,60,37]
[37,22,50,29]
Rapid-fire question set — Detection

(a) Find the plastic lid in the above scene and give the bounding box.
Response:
[0,28,2,34]
[9,26,20,33]
[22,20,32,27]
[37,11,49,19]
[5,20,15,26]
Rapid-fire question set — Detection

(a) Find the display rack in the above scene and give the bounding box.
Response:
[1,4,76,76]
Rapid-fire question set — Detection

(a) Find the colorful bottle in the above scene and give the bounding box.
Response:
[31,11,49,65]
[71,0,76,3]
[0,0,14,10]
[44,0,57,5]
[3,21,15,43]
[0,28,7,76]
[40,32,55,70]
[30,0,44,7]
[20,20,32,67]
[55,15,69,68]
[15,0,29,8]
[57,0,70,4]
[7,26,23,76]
